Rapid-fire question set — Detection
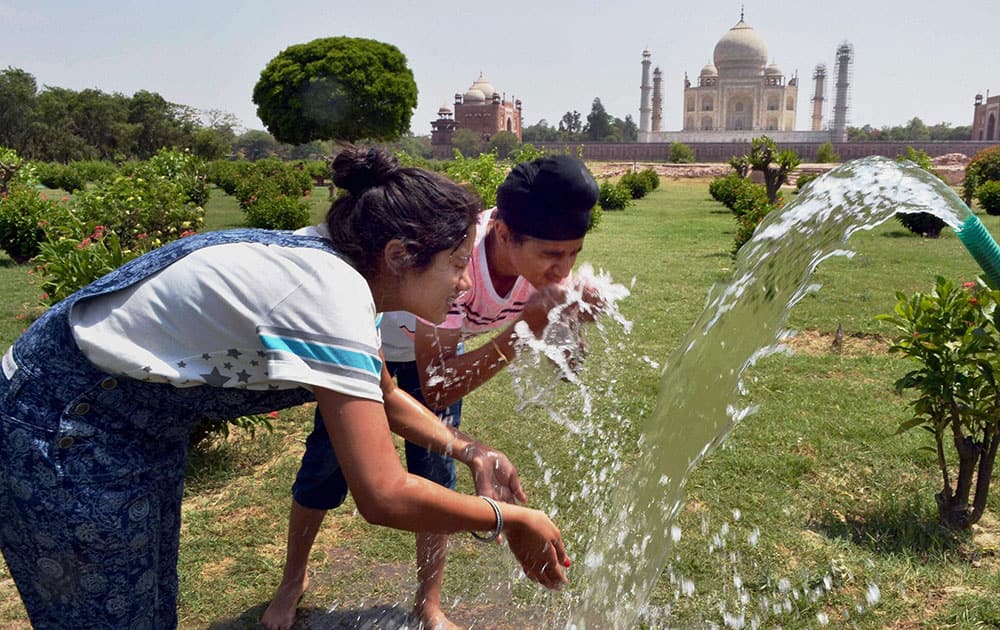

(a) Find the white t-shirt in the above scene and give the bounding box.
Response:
[71,227,384,403]
[380,209,535,362]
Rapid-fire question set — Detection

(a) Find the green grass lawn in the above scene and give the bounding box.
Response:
[3,179,1000,628]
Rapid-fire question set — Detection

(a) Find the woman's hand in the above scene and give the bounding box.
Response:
[503,505,571,590]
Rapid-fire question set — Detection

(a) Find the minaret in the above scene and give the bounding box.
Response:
[651,67,663,132]
[639,49,652,139]
[832,43,853,142]
[810,64,826,131]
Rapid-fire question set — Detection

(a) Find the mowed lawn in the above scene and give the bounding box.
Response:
[2,177,1000,628]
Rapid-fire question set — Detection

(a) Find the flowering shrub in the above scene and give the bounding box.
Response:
[122,148,209,207]
[1,147,37,193]
[879,276,1000,528]
[71,173,203,250]
[33,222,146,305]
[0,187,61,263]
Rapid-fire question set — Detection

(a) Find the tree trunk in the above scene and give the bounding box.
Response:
[969,429,1000,525]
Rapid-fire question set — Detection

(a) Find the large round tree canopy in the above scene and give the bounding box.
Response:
[253,37,418,144]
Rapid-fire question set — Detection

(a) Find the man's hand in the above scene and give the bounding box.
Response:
[464,444,527,505]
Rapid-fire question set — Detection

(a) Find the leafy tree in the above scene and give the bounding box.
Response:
[70,88,136,160]
[584,98,613,141]
[234,130,282,161]
[522,120,560,143]
[0,67,37,153]
[486,131,519,159]
[747,136,800,204]
[558,111,582,137]
[847,118,972,142]
[450,128,483,158]
[129,90,194,159]
[619,114,638,142]
[191,127,234,161]
[253,37,418,144]
[377,133,432,160]
[880,278,1000,529]
[30,87,94,161]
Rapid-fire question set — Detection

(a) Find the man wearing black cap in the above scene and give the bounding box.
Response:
[263,155,600,630]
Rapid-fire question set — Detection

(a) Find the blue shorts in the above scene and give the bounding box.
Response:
[292,360,463,510]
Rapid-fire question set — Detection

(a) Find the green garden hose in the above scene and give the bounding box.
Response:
[956,215,1000,288]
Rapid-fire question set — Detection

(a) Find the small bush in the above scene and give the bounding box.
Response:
[708,173,745,210]
[244,195,311,230]
[815,142,839,163]
[598,181,631,211]
[37,162,86,193]
[207,160,252,196]
[69,160,118,186]
[795,172,820,193]
[732,185,775,255]
[587,203,603,232]
[963,146,1000,205]
[638,168,660,191]
[668,141,695,164]
[619,170,651,199]
[976,180,1000,216]
[0,187,60,263]
[896,212,946,238]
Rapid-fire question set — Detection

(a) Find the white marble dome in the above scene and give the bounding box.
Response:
[700,63,719,77]
[713,20,768,76]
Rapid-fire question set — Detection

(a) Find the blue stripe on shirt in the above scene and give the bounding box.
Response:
[260,334,383,377]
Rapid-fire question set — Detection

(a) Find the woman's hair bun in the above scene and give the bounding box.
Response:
[331,145,399,195]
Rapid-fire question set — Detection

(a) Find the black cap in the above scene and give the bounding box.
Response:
[495,155,598,241]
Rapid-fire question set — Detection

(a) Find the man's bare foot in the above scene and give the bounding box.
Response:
[414,603,464,630]
[260,574,308,630]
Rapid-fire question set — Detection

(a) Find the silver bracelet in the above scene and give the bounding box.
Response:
[470,495,503,542]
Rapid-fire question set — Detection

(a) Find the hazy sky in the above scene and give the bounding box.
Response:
[4,1,996,137]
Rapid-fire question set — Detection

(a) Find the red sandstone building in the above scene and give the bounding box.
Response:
[973,93,1000,141]
[431,74,522,158]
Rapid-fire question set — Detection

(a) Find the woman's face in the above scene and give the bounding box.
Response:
[400,229,475,324]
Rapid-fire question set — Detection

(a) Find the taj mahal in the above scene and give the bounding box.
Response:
[638,12,852,144]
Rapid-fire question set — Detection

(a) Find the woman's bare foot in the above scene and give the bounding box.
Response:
[260,573,308,630]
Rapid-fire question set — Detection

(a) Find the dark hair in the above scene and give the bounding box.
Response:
[325,146,481,277]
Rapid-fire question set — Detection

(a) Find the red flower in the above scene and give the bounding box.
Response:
[180,230,195,238]
[269,411,279,418]
[963,281,977,289]
[77,237,92,249]
[969,298,979,305]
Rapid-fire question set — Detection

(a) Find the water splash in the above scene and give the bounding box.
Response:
[566,156,974,628]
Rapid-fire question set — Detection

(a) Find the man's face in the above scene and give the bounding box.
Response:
[504,226,585,289]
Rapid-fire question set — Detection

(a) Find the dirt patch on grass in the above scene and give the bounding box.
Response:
[785,328,890,357]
